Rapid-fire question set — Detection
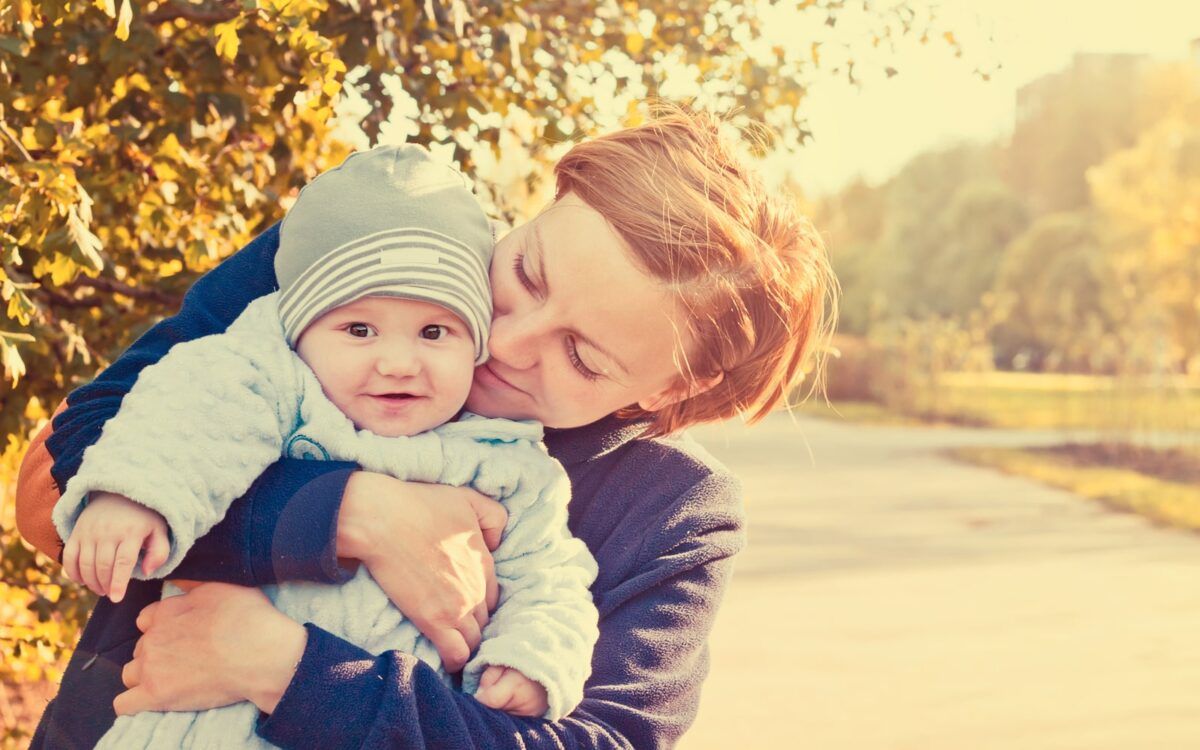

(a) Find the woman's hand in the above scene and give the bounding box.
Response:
[114,582,306,717]
[336,472,507,672]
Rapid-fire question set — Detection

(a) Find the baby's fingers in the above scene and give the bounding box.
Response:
[475,668,516,710]
[507,677,548,717]
[108,538,140,603]
[141,525,169,577]
[95,540,117,597]
[61,536,82,586]
[479,665,505,690]
[77,541,102,595]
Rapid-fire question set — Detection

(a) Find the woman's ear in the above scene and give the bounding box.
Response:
[637,371,725,413]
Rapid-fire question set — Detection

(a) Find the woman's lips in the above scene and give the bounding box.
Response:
[478,362,523,394]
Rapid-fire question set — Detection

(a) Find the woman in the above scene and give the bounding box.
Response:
[16,106,835,748]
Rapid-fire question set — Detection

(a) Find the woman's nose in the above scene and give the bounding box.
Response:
[488,309,546,371]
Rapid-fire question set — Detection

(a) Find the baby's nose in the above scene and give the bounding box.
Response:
[375,346,419,376]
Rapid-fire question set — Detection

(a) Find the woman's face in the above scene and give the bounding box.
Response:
[465,192,694,428]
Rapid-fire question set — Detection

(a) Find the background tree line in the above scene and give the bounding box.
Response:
[819,53,1200,383]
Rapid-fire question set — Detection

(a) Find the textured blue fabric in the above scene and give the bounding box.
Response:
[32,224,746,750]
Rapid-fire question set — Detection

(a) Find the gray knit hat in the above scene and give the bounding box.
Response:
[275,145,493,363]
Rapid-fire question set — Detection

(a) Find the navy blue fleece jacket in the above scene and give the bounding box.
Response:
[23,223,746,749]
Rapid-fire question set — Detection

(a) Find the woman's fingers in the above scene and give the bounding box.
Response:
[465,492,508,552]
[428,628,471,674]
[456,611,483,658]
[482,554,499,614]
[135,601,161,633]
[121,657,141,689]
[113,686,152,717]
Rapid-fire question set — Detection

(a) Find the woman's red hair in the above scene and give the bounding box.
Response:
[554,104,838,436]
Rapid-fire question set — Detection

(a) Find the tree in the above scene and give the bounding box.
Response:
[1,0,960,721]
[990,211,1120,372]
[1006,53,1179,215]
[1088,114,1200,373]
[0,0,953,435]
[872,142,1005,320]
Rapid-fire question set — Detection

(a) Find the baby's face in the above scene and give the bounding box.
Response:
[295,296,476,437]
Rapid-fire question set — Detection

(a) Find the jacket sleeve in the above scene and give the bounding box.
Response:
[52,296,301,579]
[257,473,745,750]
[15,223,355,586]
[460,445,599,721]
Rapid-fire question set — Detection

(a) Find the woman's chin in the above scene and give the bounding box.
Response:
[465,384,535,422]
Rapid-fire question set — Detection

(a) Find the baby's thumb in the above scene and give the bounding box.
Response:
[142,528,170,576]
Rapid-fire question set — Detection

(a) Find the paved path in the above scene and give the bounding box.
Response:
[680,414,1200,750]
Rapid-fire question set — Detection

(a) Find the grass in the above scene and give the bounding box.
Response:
[951,444,1200,532]
[912,372,1200,432]
[805,371,1200,434]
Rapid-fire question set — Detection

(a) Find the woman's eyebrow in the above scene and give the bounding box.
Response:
[532,225,631,378]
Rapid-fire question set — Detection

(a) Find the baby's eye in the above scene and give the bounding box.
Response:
[420,324,446,340]
[346,323,374,338]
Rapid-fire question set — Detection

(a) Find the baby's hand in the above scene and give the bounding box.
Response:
[63,492,170,603]
[475,665,549,717]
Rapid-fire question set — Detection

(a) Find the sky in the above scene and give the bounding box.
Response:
[788,0,1200,195]
[334,1,1200,202]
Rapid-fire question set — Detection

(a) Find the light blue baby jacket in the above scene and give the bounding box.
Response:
[53,293,599,748]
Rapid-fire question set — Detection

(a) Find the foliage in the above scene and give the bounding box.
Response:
[1089,113,1200,373]
[820,54,1200,379]
[1,400,93,747]
[1006,53,1166,214]
[990,211,1120,372]
[0,0,951,435]
[1,0,957,727]
[821,143,1024,328]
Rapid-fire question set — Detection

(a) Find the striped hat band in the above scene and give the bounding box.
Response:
[279,226,493,364]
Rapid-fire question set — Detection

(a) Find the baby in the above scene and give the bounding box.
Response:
[52,146,599,748]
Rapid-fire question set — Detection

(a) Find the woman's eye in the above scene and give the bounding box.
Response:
[566,337,600,381]
[513,252,536,293]
[421,324,446,340]
[346,323,374,338]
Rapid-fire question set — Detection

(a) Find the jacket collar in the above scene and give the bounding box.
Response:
[543,413,653,467]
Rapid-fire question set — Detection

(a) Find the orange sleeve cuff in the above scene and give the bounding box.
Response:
[15,400,67,562]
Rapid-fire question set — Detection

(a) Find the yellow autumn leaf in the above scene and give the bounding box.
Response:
[159,132,184,162]
[215,20,241,62]
[115,0,132,41]
[626,32,645,56]
[462,49,485,76]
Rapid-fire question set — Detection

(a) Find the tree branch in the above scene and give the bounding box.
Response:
[65,276,181,307]
[143,1,241,26]
[0,122,33,163]
[35,287,104,310]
